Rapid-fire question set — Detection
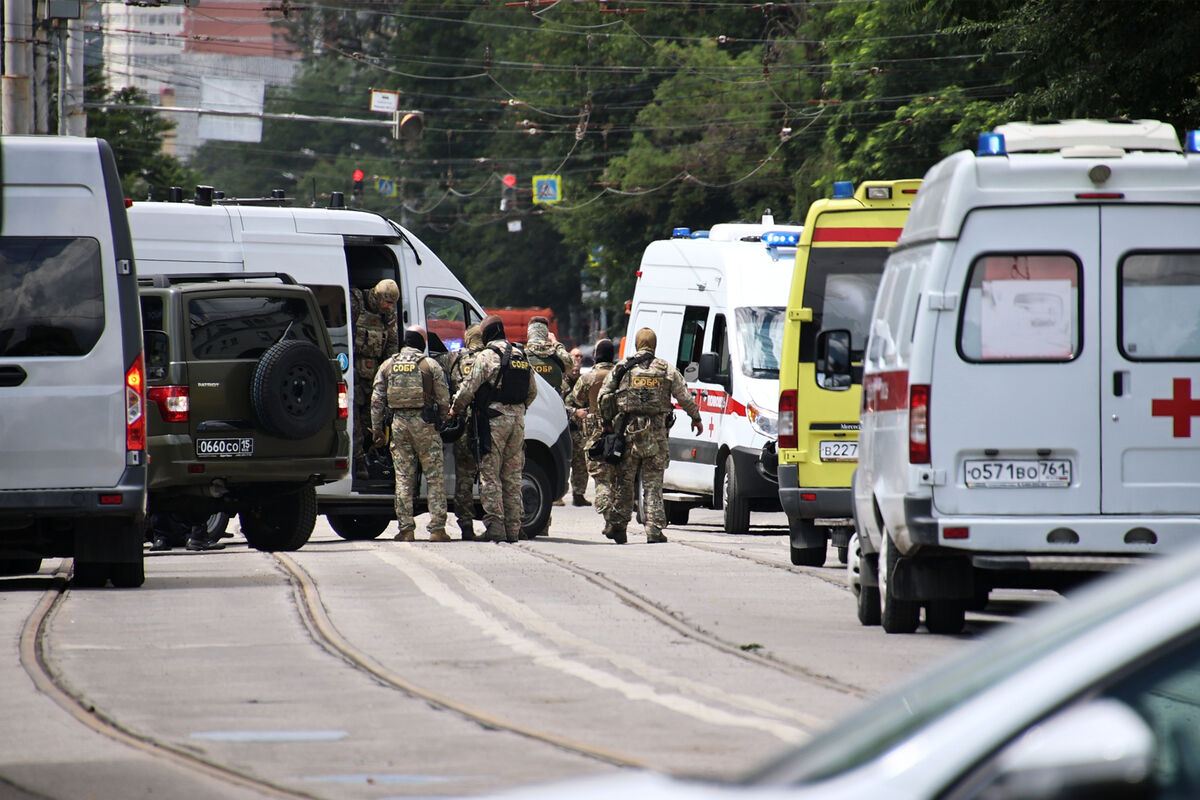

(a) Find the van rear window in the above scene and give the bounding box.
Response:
[1121,253,1200,360]
[959,254,1080,362]
[0,237,104,357]
[188,295,322,360]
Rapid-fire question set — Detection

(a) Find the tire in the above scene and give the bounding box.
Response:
[665,500,689,526]
[722,454,750,534]
[240,486,317,551]
[206,512,230,539]
[848,533,880,626]
[110,559,145,589]
[837,545,849,565]
[924,600,966,635]
[634,469,645,526]
[72,561,109,588]
[880,533,920,634]
[327,513,391,541]
[251,340,337,440]
[0,558,42,576]
[788,518,827,567]
[520,457,552,538]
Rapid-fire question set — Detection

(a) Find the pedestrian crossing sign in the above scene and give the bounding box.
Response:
[532,174,562,205]
[376,178,397,197]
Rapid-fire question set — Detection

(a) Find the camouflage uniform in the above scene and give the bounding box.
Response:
[598,346,700,544]
[451,339,537,542]
[524,320,575,509]
[567,359,616,518]
[437,326,483,539]
[371,345,450,540]
[351,283,399,477]
[564,364,590,503]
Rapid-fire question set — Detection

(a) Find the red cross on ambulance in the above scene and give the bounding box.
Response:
[1151,378,1200,438]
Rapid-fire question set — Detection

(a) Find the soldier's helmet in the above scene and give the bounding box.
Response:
[373,279,400,303]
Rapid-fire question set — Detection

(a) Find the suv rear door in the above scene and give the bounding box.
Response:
[1101,205,1200,514]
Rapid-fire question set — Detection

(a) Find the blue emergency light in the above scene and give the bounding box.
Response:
[690,231,709,239]
[672,227,691,238]
[1187,131,1200,154]
[976,132,1007,156]
[762,230,800,247]
[832,181,854,199]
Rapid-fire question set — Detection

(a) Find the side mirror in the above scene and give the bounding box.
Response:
[816,329,852,390]
[698,352,730,390]
[972,699,1155,800]
[144,330,169,379]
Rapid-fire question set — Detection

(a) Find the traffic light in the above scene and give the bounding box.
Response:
[500,173,517,211]
[352,168,364,204]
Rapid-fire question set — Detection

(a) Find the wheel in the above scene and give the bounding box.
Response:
[924,600,966,635]
[722,455,750,534]
[206,512,230,539]
[110,559,145,588]
[520,457,552,538]
[968,579,991,611]
[634,469,645,526]
[72,561,109,588]
[0,558,42,576]
[251,340,337,440]
[837,545,849,564]
[880,533,920,634]
[327,513,391,541]
[240,486,318,551]
[847,533,880,626]
[788,518,827,566]
[665,500,689,526]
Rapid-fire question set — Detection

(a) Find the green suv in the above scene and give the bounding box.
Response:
[139,273,349,550]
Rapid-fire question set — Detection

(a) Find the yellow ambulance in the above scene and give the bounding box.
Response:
[775,179,920,566]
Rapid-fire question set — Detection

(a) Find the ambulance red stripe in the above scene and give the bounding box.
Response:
[811,227,904,243]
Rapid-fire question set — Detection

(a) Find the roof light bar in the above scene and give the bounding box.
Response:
[977,132,1007,156]
[672,227,691,238]
[832,181,854,199]
[762,231,800,247]
[1187,131,1200,154]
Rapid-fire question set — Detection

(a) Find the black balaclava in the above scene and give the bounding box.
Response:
[594,338,614,363]
[481,314,505,344]
[403,328,426,351]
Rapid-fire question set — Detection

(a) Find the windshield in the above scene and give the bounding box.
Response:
[735,306,785,378]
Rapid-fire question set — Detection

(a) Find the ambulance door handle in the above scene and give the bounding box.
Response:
[1112,370,1129,397]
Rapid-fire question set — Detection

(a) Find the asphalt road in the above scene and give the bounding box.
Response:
[0,497,1056,799]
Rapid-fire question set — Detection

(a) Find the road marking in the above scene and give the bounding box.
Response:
[373,548,814,742]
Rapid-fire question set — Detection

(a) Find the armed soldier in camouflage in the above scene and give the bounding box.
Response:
[438,324,484,540]
[351,279,400,478]
[447,315,537,543]
[564,346,591,506]
[567,338,617,521]
[524,316,579,513]
[598,328,702,544]
[371,326,451,542]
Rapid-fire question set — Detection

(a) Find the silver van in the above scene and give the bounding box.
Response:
[0,137,148,587]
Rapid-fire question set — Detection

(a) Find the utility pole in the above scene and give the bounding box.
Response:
[2,0,34,134]
[66,16,84,135]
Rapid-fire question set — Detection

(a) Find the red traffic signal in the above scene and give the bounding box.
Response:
[352,168,365,183]
[502,173,517,188]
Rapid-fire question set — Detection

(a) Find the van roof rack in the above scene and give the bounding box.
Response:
[994,119,1181,154]
[137,272,298,288]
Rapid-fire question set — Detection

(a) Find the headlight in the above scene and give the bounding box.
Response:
[747,402,777,437]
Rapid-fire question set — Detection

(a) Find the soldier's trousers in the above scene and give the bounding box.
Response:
[586,456,617,518]
[570,426,588,496]
[607,424,669,532]
[353,386,373,468]
[452,435,477,527]
[480,405,525,540]
[390,410,447,534]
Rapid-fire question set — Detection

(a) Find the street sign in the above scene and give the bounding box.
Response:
[370,90,399,114]
[532,174,562,205]
[376,178,397,197]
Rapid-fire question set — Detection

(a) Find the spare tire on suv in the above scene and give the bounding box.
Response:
[139,273,350,551]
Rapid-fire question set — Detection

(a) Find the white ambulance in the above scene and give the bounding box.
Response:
[127,195,571,539]
[852,119,1200,634]
[622,214,802,532]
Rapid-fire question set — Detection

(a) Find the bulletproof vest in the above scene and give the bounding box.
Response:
[385,350,431,409]
[353,290,388,380]
[587,364,614,417]
[616,356,671,415]
[525,344,564,392]
[447,348,478,394]
[489,343,532,405]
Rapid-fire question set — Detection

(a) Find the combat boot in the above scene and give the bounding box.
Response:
[148,534,171,552]
[610,525,627,545]
[646,527,668,544]
[483,521,505,543]
[428,529,452,542]
[505,527,520,543]
[394,528,416,542]
[572,494,591,506]
[459,522,477,541]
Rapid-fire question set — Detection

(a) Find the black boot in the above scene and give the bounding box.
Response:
[186,524,224,551]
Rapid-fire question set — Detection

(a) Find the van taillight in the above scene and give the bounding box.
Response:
[148,385,189,423]
[909,383,930,464]
[126,355,146,451]
[778,389,797,449]
[337,381,349,419]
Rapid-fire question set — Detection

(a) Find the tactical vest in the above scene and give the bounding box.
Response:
[526,345,564,393]
[616,357,671,415]
[385,351,431,409]
[353,290,388,381]
[489,343,532,405]
[447,348,478,394]
[587,364,614,417]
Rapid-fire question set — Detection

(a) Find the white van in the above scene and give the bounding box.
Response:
[0,137,148,587]
[622,214,802,532]
[127,196,570,539]
[852,119,1200,634]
